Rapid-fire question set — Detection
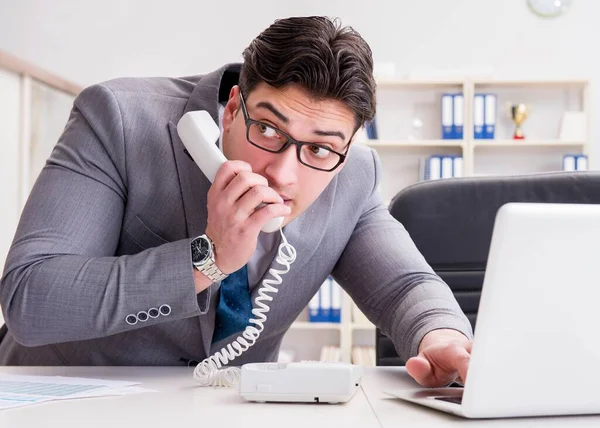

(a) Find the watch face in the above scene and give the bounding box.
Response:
[191,236,211,264]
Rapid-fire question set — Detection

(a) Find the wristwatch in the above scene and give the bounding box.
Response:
[190,234,228,282]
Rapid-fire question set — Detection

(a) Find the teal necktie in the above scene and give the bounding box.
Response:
[212,265,253,343]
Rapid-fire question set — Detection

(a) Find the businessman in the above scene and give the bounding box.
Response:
[0,16,471,388]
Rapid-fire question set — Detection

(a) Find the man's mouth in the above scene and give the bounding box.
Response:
[278,194,292,206]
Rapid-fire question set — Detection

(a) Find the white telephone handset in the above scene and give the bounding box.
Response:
[176,110,284,233]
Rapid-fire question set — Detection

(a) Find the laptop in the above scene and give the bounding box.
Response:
[385,202,600,418]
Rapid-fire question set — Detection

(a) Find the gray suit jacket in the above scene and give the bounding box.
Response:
[0,64,472,365]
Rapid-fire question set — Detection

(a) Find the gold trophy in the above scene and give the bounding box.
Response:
[507,103,529,140]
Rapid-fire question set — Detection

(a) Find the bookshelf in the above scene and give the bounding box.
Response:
[365,140,466,148]
[289,322,341,330]
[472,139,586,147]
[284,76,592,363]
[283,288,376,365]
[357,77,591,200]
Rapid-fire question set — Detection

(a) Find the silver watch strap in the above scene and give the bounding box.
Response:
[198,262,228,283]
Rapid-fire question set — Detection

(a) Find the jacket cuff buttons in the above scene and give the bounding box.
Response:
[125,304,172,325]
[126,314,138,325]
[159,304,171,316]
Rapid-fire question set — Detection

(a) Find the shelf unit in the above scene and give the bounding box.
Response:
[363,138,589,179]
[365,140,466,148]
[360,77,590,200]
[283,288,376,364]
[284,76,591,363]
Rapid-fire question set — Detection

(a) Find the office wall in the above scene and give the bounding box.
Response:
[1,0,598,151]
[0,1,596,82]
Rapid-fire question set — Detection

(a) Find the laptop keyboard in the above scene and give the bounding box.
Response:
[434,395,463,405]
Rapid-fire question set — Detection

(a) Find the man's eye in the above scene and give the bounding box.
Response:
[308,145,332,159]
[259,124,278,138]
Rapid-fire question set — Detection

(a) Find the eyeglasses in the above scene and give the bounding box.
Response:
[238,92,348,172]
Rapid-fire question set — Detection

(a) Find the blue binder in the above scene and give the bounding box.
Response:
[308,288,320,322]
[441,94,453,139]
[453,94,464,139]
[365,116,378,140]
[473,94,485,139]
[318,278,331,322]
[483,93,496,139]
[329,277,341,323]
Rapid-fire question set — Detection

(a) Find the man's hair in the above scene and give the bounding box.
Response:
[239,16,376,133]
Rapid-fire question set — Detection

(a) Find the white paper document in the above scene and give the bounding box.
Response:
[0,374,154,410]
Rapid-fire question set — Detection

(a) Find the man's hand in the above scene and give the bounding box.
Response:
[205,160,291,275]
[192,160,290,295]
[405,329,472,388]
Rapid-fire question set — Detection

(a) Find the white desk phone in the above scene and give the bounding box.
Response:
[176,111,363,404]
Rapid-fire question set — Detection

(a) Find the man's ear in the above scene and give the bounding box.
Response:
[222,85,241,133]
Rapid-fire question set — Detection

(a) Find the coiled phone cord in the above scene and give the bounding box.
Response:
[193,228,296,387]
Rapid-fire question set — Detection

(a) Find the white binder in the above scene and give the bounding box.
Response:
[330,279,341,323]
[453,94,464,139]
[474,94,485,139]
[576,155,588,171]
[441,95,453,139]
[453,156,463,178]
[441,156,453,179]
[484,94,496,139]
[308,287,320,322]
[428,156,441,180]
[563,155,576,171]
[319,279,332,321]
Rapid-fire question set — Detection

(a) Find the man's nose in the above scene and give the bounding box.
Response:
[264,144,299,188]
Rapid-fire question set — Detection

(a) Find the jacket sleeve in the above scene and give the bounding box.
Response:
[332,149,473,361]
[0,84,207,347]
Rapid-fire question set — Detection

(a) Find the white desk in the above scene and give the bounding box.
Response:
[2,366,600,427]
[0,366,380,428]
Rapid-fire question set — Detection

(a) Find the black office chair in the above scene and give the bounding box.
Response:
[376,171,600,366]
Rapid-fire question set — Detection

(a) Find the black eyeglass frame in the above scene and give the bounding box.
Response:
[238,92,350,172]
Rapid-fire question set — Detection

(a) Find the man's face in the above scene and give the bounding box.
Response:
[221,83,356,226]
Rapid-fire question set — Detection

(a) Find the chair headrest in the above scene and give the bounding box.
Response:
[389,171,600,269]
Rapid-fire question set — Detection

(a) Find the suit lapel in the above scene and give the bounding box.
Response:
[168,63,238,238]
[168,122,209,238]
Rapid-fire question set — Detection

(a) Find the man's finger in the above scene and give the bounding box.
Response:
[452,346,471,385]
[405,355,434,387]
[211,160,252,192]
